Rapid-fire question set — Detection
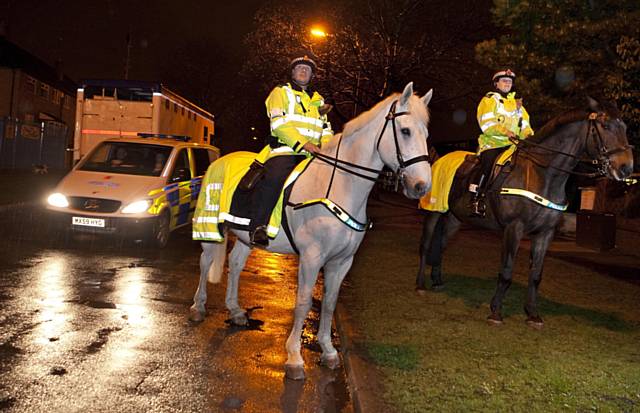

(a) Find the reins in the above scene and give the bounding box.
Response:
[511,112,633,177]
[313,99,430,192]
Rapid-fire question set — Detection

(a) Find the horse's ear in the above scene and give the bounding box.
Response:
[421,89,433,107]
[587,96,600,112]
[399,82,414,108]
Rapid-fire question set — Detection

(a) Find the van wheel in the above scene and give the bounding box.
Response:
[151,211,171,248]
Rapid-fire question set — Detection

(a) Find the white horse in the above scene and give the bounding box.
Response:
[190,82,433,379]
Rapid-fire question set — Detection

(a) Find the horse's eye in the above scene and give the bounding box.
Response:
[401,128,411,136]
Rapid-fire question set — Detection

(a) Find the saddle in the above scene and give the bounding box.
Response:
[229,156,308,232]
[462,145,515,183]
[457,154,480,180]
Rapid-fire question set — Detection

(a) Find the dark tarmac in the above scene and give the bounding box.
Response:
[0,203,352,412]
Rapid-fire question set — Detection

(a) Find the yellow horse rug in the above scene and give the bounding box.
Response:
[419,146,516,213]
[192,152,311,242]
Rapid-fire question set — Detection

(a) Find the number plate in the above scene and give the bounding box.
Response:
[72,216,105,228]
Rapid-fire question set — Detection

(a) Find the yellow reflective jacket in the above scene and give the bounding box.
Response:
[477,91,534,153]
[255,83,333,163]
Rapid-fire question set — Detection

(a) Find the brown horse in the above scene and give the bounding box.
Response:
[416,97,634,327]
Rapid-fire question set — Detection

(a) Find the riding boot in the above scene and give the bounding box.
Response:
[250,225,269,248]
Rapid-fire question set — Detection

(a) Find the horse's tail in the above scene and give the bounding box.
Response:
[207,236,228,284]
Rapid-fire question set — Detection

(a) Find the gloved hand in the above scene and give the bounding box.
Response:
[318,104,333,116]
[302,142,321,154]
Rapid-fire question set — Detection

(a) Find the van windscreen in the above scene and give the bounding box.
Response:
[78,142,173,177]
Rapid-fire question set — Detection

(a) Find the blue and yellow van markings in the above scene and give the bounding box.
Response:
[147,176,205,228]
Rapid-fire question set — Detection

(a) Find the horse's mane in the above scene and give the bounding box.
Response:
[341,92,430,139]
[528,100,620,144]
[528,109,588,143]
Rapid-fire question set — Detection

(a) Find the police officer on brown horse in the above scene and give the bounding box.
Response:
[470,69,534,216]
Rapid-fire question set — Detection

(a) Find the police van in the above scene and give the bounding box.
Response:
[46,134,219,247]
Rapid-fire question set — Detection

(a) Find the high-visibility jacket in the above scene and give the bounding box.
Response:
[255,83,333,163]
[477,91,534,153]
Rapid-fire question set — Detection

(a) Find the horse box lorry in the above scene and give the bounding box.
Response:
[72,79,215,161]
[46,80,219,247]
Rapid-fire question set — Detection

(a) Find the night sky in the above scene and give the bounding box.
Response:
[3,1,262,85]
[2,0,493,150]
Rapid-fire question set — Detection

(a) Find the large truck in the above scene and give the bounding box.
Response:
[73,79,214,162]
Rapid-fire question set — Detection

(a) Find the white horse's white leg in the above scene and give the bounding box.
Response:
[189,241,225,322]
[225,240,252,326]
[285,252,322,380]
[318,257,353,369]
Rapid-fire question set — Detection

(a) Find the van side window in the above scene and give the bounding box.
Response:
[192,148,213,177]
[169,149,191,183]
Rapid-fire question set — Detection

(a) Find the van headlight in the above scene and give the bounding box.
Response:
[47,193,69,208]
[121,200,151,214]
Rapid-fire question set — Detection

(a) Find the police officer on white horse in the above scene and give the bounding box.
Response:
[247,54,333,246]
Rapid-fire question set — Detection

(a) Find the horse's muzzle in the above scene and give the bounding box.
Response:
[402,178,430,199]
[413,180,431,197]
[608,152,634,181]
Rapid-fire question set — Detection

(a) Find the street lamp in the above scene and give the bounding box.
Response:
[310,26,360,117]
[309,25,363,118]
[310,27,327,39]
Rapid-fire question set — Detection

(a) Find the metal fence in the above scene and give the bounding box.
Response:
[0,117,69,171]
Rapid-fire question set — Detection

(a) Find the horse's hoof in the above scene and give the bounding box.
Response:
[487,313,503,325]
[525,316,544,330]
[431,283,445,292]
[188,307,205,323]
[321,353,340,370]
[285,364,305,380]
[415,288,428,296]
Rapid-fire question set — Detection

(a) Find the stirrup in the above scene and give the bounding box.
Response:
[469,197,486,218]
[250,225,269,248]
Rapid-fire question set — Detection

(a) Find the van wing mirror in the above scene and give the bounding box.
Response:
[170,167,191,183]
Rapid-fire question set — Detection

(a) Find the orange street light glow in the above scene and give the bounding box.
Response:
[310,28,327,38]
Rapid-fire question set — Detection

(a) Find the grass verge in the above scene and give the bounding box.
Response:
[343,225,640,412]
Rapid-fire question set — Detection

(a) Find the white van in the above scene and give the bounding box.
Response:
[46,135,219,247]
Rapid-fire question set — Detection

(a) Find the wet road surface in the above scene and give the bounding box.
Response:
[0,204,352,412]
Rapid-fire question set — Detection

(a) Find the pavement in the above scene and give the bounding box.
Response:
[2,171,639,412]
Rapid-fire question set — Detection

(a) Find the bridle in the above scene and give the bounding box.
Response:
[513,112,633,177]
[314,99,430,185]
[376,100,431,171]
[583,112,634,175]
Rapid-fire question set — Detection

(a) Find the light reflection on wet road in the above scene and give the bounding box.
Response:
[0,206,352,412]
